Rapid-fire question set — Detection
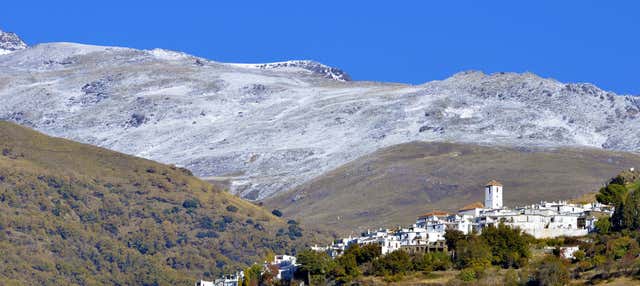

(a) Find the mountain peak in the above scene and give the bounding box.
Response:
[0,29,27,55]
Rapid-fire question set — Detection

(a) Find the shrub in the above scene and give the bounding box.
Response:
[572,250,586,262]
[607,236,639,259]
[288,224,303,239]
[199,217,214,229]
[195,231,219,239]
[534,255,570,286]
[458,268,477,282]
[503,269,519,286]
[214,220,228,232]
[182,198,200,209]
[226,205,238,212]
[416,252,451,271]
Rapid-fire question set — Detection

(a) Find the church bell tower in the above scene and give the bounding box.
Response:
[484,180,503,209]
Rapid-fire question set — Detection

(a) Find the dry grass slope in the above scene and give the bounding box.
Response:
[0,121,308,285]
[266,141,640,234]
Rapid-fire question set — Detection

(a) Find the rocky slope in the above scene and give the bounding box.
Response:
[0,32,639,200]
[0,29,27,55]
[231,60,352,81]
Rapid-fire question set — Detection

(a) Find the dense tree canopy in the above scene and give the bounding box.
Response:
[596,183,628,206]
[480,224,532,268]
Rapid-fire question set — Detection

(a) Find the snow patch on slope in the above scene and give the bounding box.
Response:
[147,48,190,61]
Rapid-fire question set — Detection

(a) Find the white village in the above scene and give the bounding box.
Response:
[197,180,614,286]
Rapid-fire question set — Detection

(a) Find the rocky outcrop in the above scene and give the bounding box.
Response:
[0,29,27,54]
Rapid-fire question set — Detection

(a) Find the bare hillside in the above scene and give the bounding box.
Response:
[266,142,640,234]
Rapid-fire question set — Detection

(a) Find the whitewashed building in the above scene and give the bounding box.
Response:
[451,180,606,239]
[314,180,610,257]
[269,255,298,281]
[195,281,214,286]
[413,181,608,239]
[484,180,504,209]
[196,271,243,286]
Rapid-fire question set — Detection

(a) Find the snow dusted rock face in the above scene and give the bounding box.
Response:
[0,39,639,200]
[232,60,352,81]
[0,29,27,55]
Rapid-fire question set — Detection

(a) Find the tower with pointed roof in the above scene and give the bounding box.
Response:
[484,180,503,209]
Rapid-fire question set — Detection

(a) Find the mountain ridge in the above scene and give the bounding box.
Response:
[1,31,639,200]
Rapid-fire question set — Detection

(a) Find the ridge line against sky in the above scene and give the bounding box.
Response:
[2,0,639,95]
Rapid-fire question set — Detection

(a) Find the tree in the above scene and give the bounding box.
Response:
[454,236,491,269]
[372,250,412,276]
[594,218,611,234]
[261,264,280,286]
[331,253,360,283]
[444,229,465,251]
[343,243,381,265]
[622,189,640,230]
[596,183,628,206]
[611,201,626,231]
[296,250,333,284]
[534,255,570,286]
[413,251,451,272]
[243,264,263,286]
[480,224,532,268]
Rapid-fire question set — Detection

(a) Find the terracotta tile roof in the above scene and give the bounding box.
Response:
[485,180,503,187]
[459,201,484,211]
[418,211,450,218]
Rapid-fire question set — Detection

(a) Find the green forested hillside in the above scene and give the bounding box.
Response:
[0,121,307,285]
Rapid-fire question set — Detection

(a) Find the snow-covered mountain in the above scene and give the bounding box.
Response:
[0,29,27,55]
[1,36,639,200]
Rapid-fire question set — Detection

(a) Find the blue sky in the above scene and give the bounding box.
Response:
[2,1,638,94]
